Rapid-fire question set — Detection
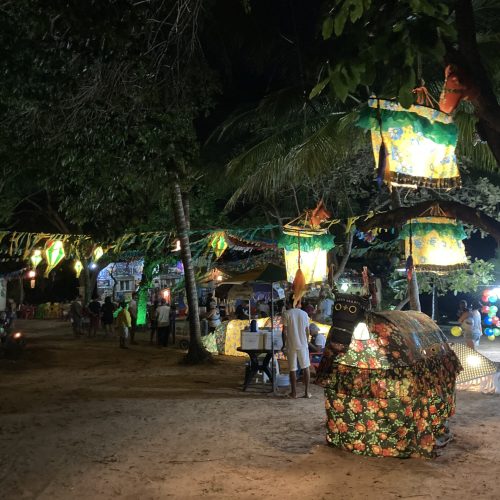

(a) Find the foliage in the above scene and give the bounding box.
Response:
[389,259,495,301]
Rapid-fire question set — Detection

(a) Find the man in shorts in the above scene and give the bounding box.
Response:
[283,297,311,398]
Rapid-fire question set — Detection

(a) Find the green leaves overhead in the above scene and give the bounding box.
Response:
[316,0,456,105]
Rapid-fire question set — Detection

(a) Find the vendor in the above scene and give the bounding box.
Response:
[308,323,326,353]
[235,303,249,320]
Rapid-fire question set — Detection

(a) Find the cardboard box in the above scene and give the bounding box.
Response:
[264,330,283,350]
[241,330,264,350]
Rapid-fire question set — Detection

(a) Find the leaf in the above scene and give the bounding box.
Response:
[309,77,330,99]
[334,4,349,36]
[322,17,334,40]
[349,0,364,22]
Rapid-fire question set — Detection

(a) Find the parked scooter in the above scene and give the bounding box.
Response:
[0,312,26,360]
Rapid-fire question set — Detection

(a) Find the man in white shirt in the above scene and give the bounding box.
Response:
[308,323,326,353]
[282,298,311,399]
[156,300,171,347]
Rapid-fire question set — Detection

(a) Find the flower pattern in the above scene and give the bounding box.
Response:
[317,310,462,458]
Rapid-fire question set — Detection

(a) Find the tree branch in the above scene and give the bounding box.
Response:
[356,199,500,244]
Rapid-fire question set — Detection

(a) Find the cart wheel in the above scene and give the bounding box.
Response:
[179,339,189,350]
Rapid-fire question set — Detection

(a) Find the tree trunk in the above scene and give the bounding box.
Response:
[172,180,210,364]
[408,273,421,312]
[455,0,500,165]
[395,297,409,310]
[332,227,355,282]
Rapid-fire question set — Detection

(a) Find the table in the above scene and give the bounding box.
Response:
[237,348,274,391]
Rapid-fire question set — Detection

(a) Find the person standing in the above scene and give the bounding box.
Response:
[101,296,116,337]
[70,296,83,337]
[156,299,171,347]
[149,301,159,344]
[283,296,311,399]
[87,296,101,337]
[116,301,132,349]
[460,300,483,350]
[128,292,138,345]
[206,302,221,333]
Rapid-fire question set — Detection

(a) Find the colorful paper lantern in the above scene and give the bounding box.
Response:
[93,246,104,262]
[357,98,461,189]
[74,260,83,278]
[44,240,65,277]
[400,217,468,273]
[278,234,335,284]
[210,232,228,259]
[450,326,462,337]
[30,249,43,269]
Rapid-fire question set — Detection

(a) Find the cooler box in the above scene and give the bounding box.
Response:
[241,330,264,350]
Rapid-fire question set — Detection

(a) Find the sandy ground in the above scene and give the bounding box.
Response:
[0,320,499,500]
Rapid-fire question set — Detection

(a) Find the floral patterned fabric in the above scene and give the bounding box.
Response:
[317,310,462,458]
[359,98,460,189]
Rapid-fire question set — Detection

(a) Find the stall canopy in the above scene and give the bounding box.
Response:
[222,263,287,285]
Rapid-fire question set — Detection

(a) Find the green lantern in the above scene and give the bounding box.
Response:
[93,246,104,261]
[44,240,65,277]
[30,249,43,269]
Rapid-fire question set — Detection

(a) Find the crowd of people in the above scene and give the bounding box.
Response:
[68,294,177,350]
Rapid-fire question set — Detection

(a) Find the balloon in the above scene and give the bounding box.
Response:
[492,316,499,324]
[488,335,496,341]
[488,295,498,304]
[493,328,500,337]
[450,326,462,337]
[484,328,494,336]
[482,306,490,314]
[484,317,493,325]
[489,305,498,313]
[488,310,495,317]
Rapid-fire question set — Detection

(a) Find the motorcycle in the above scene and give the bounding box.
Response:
[0,312,26,360]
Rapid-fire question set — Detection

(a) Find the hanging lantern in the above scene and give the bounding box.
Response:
[357,98,461,189]
[278,234,334,284]
[27,270,36,289]
[74,260,83,278]
[400,217,468,273]
[93,246,104,261]
[30,249,43,269]
[210,232,228,259]
[44,240,65,277]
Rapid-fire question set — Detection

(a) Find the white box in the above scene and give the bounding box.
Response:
[264,330,283,350]
[241,330,264,350]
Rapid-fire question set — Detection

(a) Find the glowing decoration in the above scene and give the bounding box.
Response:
[161,288,171,303]
[136,288,148,326]
[400,217,468,273]
[30,249,43,269]
[210,232,228,259]
[450,326,462,337]
[27,269,36,289]
[278,234,335,285]
[357,98,460,189]
[488,295,498,304]
[74,260,83,278]
[44,240,65,277]
[93,246,104,262]
[173,239,181,252]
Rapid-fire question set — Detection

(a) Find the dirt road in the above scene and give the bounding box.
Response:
[0,320,498,499]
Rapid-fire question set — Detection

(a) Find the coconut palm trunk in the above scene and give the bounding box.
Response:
[172,180,210,363]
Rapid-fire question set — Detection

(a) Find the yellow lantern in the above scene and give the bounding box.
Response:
[279,234,334,284]
[44,240,65,277]
[357,98,461,189]
[74,260,84,278]
[401,217,468,273]
[30,249,43,269]
[93,246,104,261]
[210,232,228,259]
